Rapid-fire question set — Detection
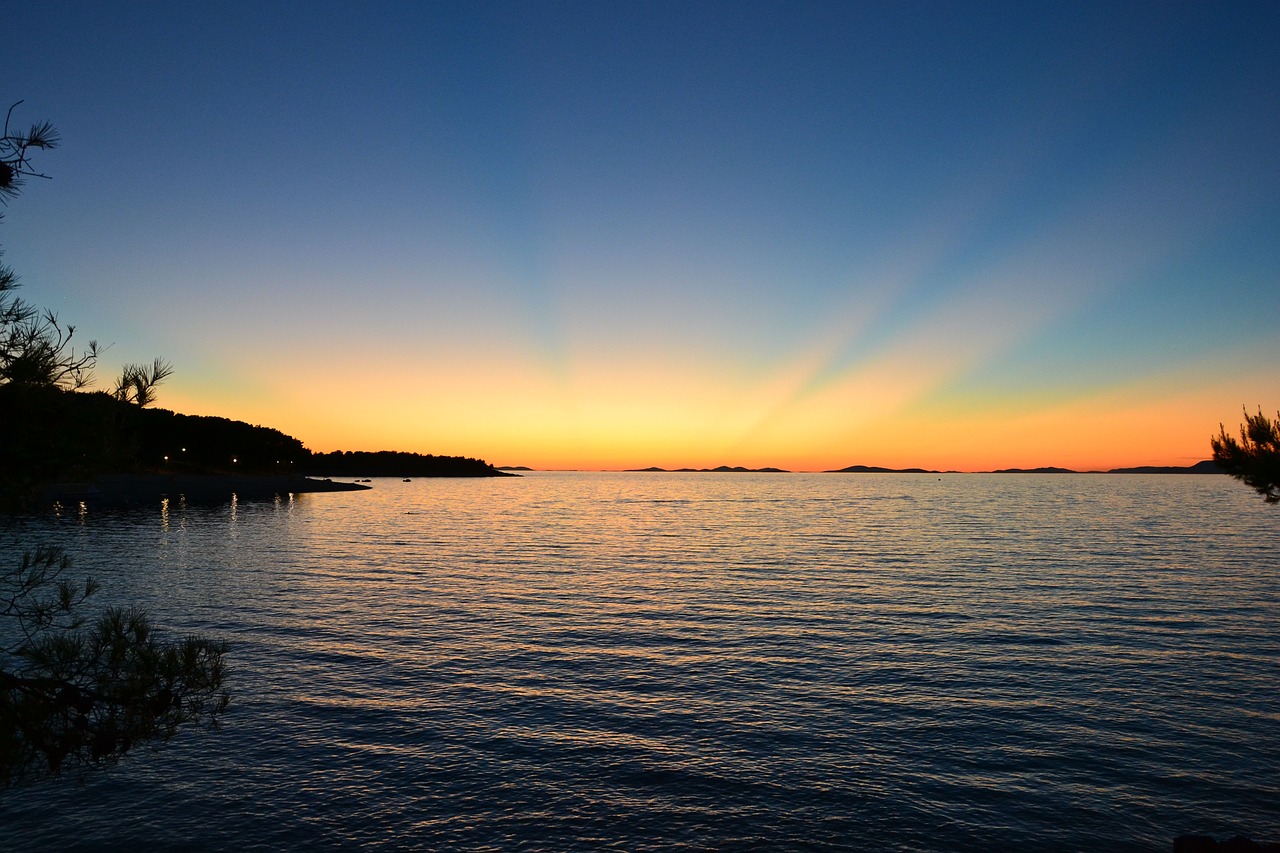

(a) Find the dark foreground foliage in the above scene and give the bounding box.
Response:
[2,103,228,788]
[1212,408,1280,503]
[0,545,228,787]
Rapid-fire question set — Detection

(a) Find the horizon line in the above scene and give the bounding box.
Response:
[495,460,1221,475]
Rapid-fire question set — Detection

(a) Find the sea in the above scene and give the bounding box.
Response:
[1,472,1277,851]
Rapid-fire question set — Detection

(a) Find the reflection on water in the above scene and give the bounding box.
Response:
[1,473,1277,851]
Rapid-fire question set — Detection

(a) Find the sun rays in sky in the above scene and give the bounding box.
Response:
[7,2,1279,470]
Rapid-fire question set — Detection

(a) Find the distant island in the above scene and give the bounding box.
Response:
[8,373,1225,511]
[620,461,1225,475]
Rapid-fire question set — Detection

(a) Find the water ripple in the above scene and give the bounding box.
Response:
[1,473,1277,851]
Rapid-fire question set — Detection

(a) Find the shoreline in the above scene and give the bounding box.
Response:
[35,474,371,506]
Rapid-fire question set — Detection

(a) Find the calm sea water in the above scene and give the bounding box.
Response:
[1,472,1277,851]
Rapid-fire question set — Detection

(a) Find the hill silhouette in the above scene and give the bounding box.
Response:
[1,384,509,507]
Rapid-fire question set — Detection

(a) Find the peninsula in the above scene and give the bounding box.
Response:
[1,383,509,509]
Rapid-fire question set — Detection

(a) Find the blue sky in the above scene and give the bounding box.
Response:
[6,2,1279,469]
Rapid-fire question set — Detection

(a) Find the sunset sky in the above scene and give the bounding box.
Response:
[6,2,1278,471]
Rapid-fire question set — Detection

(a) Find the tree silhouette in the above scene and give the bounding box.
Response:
[1,546,228,786]
[1211,408,1280,503]
[0,100,58,203]
[114,358,174,406]
[1,103,100,390]
[1,104,229,784]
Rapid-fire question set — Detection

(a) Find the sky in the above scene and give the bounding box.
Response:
[5,1,1279,471]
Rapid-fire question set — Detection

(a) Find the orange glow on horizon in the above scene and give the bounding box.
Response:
[160,383,1242,474]
[154,328,1278,474]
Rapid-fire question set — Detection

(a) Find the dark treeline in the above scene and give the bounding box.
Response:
[1,384,507,505]
[305,450,512,478]
[2,384,306,487]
